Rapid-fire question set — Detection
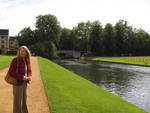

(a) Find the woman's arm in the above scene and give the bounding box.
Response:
[8,58,24,80]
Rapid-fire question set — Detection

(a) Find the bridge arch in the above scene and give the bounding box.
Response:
[56,50,81,58]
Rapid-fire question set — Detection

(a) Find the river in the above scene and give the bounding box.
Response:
[53,59,150,112]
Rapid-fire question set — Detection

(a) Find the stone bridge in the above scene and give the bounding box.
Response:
[57,50,81,58]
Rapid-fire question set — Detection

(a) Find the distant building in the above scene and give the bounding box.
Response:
[9,36,18,51]
[0,29,18,54]
[0,29,9,54]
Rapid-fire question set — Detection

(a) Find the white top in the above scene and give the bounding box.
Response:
[24,62,28,77]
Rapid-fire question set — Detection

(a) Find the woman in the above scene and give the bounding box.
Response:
[8,46,32,113]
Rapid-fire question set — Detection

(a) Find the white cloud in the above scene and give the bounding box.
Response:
[0,0,150,36]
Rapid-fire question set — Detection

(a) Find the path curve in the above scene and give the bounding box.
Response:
[0,57,50,113]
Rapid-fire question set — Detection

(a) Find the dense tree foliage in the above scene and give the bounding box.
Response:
[18,27,35,46]
[18,14,150,58]
[18,14,60,59]
[90,21,104,56]
[115,20,126,56]
[57,28,72,50]
[70,21,92,56]
[60,19,150,57]
[104,23,116,56]
[35,14,61,45]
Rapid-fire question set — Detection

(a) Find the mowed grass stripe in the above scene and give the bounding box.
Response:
[86,56,150,66]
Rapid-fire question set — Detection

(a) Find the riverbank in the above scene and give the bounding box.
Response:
[84,56,150,67]
[38,56,148,113]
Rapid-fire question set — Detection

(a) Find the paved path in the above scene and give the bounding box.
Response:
[0,57,50,113]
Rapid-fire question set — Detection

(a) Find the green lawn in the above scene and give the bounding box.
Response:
[38,57,148,113]
[85,56,150,66]
[0,55,15,69]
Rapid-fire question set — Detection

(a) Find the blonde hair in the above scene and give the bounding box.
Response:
[17,46,31,60]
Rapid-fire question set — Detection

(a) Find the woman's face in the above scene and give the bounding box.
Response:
[19,48,27,58]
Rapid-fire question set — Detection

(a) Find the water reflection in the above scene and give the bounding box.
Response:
[53,59,150,112]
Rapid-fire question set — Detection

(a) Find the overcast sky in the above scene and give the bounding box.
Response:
[0,0,150,36]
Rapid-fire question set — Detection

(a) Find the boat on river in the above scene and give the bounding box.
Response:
[74,59,87,64]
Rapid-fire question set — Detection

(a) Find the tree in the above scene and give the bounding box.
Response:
[70,21,92,55]
[123,26,134,56]
[90,21,104,56]
[104,23,116,56]
[115,20,127,56]
[29,41,45,56]
[35,14,61,45]
[70,27,80,51]
[43,41,57,59]
[18,27,35,46]
[18,14,61,59]
[123,26,135,56]
[133,29,150,56]
[78,21,92,54]
[29,41,57,59]
[58,28,72,50]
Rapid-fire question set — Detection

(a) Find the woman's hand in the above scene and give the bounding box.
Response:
[23,76,31,81]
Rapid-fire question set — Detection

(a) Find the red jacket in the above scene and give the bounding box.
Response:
[8,57,32,85]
